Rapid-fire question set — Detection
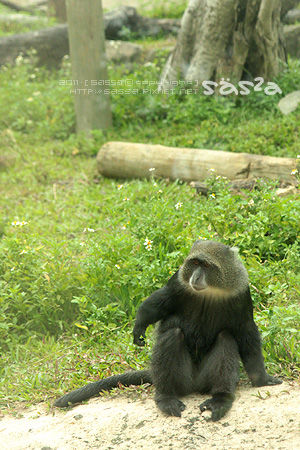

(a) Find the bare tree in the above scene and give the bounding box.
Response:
[160,0,289,89]
[48,0,67,22]
[66,0,112,132]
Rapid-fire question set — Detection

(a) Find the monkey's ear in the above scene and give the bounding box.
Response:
[230,246,239,255]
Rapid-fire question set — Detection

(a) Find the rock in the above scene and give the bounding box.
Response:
[106,40,142,63]
[103,6,180,40]
[281,0,300,19]
[283,8,300,24]
[278,90,300,115]
[275,186,298,197]
[284,24,300,58]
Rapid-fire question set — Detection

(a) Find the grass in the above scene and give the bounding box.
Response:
[0,13,300,412]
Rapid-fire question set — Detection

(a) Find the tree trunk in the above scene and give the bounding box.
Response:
[97,142,299,185]
[66,0,112,132]
[48,0,66,22]
[160,0,286,90]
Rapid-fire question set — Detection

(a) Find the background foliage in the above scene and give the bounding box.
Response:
[0,4,299,409]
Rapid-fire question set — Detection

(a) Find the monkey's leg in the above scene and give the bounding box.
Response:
[151,327,195,417]
[197,330,240,421]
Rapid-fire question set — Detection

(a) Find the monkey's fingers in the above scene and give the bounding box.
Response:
[133,334,146,346]
[200,394,233,421]
[156,397,186,417]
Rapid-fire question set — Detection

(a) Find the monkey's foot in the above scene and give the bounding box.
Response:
[200,393,234,421]
[156,396,186,417]
[253,375,282,387]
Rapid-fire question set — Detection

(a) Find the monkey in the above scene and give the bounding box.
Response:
[54,240,282,420]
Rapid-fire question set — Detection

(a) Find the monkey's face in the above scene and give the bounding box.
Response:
[179,257,222,294]
[186,258,211,291]
[178,240,248,297]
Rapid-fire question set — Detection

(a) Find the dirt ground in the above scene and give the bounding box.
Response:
[1,381,299,450]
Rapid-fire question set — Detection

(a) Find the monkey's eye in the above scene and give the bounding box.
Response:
[203,261,211,268]
[192,259,200,265]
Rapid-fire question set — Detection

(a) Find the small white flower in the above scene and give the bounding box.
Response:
[117,184,123,190]
[121,225,127,230]
[20,250,28,255]
[83,228,94,232]
[297,155,300,159]
[15,54,24,65]
[198,237,207,240]
[143,238,153,251]
[26,97,33,102]
[248,199,254,206]
[115,264,120,269]
[11,220,28,226]
[210,193,216,199]
[291,169,298,175]
[123,197,130,201]
[175,202,183,209]
[149,168,155,172]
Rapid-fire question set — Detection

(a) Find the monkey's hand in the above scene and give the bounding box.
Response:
[133,326,146,346]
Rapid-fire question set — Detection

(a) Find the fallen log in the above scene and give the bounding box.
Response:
[97,142,299,184]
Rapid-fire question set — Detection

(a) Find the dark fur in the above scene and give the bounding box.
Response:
[54,241,281,419]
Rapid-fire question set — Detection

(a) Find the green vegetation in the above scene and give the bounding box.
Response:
[140,0,188,18]
[0,6,55,37]
[0,14,299,411]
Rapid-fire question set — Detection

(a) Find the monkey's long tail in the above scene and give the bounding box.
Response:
[54,369,152,408]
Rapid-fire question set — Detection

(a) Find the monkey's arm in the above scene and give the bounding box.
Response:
[133,286,173,346]
[236,320,282,386]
